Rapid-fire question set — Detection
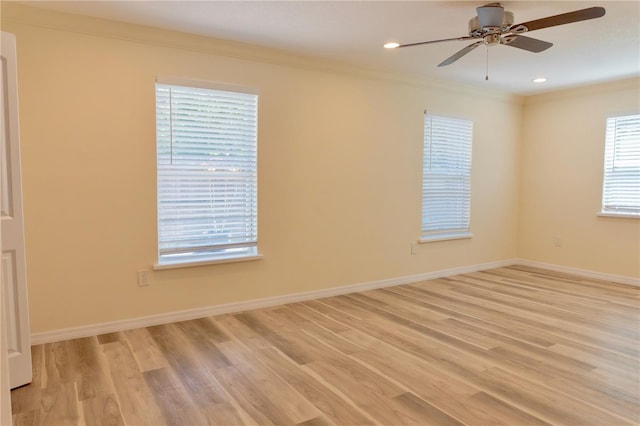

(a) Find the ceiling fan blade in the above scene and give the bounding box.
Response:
[398,36,476,48]
[510,7,605,33]
[438,41,483,67]
[503,35,553,53]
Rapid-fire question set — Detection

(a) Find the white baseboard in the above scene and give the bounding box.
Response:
[30,258,515,345]
[31,258,638,345]
[514,259,640,287]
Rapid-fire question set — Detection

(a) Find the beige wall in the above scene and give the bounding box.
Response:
[4,5,638,336]
[519,78,640,278]
[2,5,522,333]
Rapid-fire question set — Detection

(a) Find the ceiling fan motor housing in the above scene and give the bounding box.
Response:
[469,3,514,37]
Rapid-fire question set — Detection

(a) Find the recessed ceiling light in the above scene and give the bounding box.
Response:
[532,77,547,83]
[384,42,400,49]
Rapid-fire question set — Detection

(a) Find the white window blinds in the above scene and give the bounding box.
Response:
[422,114,473,239]
[602,114,640,216]
[156,82,258,265]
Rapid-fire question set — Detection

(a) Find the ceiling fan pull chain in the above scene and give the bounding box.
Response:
[485,44,489,81]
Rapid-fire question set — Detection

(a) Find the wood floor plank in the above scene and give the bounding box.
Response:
[464,391,552,426]
[416,278,639,344]
[466,271,637,320]
[172,319,233,369]
[69,337,113,401]
[296,415,335,426]
[11,409,41,426]
[197,401,250,426]
[442,277,639,338]
[302,360,413,425]
[252,346,376,426]
[38,383,80,426]
[589,367,640,402]
[479,367,635,425]
[491,266,638,305]
[215,340,322,424]
[449,275,638,337]
[213,364,296,425]
[348,339,547,425]
[310,298,497,375]
[121,327,170,373]
[12,266,640,425]
[42,340,76,388]
[101,342,166,426]
[213,314,273,352]
[349,336,482,399]
[96,332,122,345]
[390,392,465,426]
[380,286,553,347]
[352,290,451,322]
[146,323,231,408]
[81,393,124,426]
[272,307,366,356]
[398,280,639,357]
[143,368,209,426]
[285,303,353,334]
[549,342,638,373]
[233,310,337,365]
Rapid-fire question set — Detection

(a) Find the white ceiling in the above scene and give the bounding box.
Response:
[21,1,640,95]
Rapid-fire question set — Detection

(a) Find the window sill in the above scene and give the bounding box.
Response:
[597,212,639,219]
[419,232,473,243]
[153,253,264,271]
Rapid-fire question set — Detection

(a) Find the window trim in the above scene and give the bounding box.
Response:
[155,77,262,267]
[421,113,474,241]
[156,76,259,96]
[153,253,263,271]
[597,212,639,220]
[599,113,640,218]
[419,232,473,243]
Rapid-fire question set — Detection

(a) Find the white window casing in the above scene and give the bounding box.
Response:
[601,114,640,217]
[155,78,260,267]
[421,114,473,241]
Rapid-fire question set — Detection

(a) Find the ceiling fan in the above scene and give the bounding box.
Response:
[384,3,606,68]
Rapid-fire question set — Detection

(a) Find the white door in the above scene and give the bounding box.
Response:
[1,31,32,389]
[0,83,11,426]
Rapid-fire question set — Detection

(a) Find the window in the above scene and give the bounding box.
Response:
[155,78,259,267]
[601,114,640,217]
[421,113,473,241]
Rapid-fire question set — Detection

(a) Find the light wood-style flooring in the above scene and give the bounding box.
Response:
[10,266,640,425]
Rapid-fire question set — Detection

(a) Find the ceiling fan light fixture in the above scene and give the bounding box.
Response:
[469,7,514,36]
[383,42,400,49]
[476,3,505,29]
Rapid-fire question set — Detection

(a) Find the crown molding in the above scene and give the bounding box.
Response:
[1,3,523,105]
[523,76,640,106]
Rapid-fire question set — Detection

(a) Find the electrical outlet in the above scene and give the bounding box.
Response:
[553,236,562,247]
[137,270,151,287]
[411,242,417,254]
